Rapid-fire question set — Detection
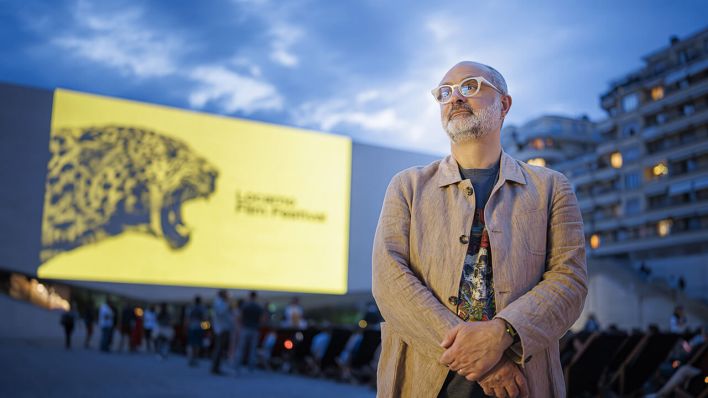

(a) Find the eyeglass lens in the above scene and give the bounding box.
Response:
[436,78,481,102]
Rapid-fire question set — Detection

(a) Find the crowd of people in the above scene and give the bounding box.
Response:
[58,291,382,385]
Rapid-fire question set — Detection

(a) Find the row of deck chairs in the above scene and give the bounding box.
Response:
[563,330,707,397]
[256,326,381,384]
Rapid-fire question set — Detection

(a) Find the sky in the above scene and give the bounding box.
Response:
[1,0,707,155]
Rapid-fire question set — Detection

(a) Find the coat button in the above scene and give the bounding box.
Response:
[448,296,459,305]
[459,235,469,244]
[465,187,473,196]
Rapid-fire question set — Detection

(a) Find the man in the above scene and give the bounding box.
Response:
[372,61,588,397]
[98,299,115,352]
[234,291,264,373]
[210,290,232,375]
[283,296,306,329]
[186,296,206,367]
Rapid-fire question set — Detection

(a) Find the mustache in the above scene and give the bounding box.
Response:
[447,104,475,120]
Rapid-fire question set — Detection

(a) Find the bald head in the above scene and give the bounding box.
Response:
[437,61,512,144]
[440,61,508,96]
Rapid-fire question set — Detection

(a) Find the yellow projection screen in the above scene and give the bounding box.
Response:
[37,89,352,294]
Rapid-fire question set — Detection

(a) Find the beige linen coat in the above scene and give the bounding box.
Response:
[372,150,588,397]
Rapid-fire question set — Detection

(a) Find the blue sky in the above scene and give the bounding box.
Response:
[1,0,707,155]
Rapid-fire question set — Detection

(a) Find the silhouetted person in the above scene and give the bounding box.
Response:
[187,295,206,367]
[143,305,157,352]
[583,313,600,333]
[155,303,172,360]
[99,300,115,352]
[60,304,78,349]
[118,305,136,352]
[234,291,264,373]
[283,296,305,329]
[670,306,688,333]
[210,290,232,375]
[83,303,95,349]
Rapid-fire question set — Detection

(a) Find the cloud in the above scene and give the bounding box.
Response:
[52,2,179,78]
[42,2,285,115]
[188,66,283,114]
[292,81,450,155]
[269,24,303,67]
[288,8,594,155]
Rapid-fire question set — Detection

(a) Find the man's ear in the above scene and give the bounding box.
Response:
[501,95,513,118]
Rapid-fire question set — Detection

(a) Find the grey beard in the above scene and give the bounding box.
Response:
[443,100,502,144]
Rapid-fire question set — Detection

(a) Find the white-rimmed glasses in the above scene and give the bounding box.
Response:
[431,76,503,104]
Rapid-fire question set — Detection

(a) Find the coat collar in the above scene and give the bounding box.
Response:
[436,149,526,187]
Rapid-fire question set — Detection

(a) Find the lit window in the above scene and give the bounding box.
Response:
[590,234,600,249]
[531,138,545,150]
[610,152,623,168]
[527,158,546,167]
[652,162,669,177]
[651,86,664,101]
[657,219,673,237]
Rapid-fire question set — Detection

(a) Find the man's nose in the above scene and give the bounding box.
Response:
[451,87,466,102]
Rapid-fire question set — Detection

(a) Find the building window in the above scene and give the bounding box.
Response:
[623,147,641,162]
[625,197,641,215]
[622,93,639,112]
[625,171,641,189]
[652,161,669,177]
[590,234,600,249]
[657,219,673,237]
[530,138,545,150]
[610,152,623,168]
[683,103,695,116]
[678,50,688,64]
[651,86,664,101]
[527,158,546,167]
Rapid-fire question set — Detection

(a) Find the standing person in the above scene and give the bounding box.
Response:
[118,304,135,352]
[372,61,588,397]
[83,302,95,349]
[186,295,206,367]
[283,296,306,329]
[143,305,157,352]
[670,305,688,334]
[210,290,232,375]
[583,314,601,333]
[155,303,172,360]
[98,299,115,353]
[60,303,78,349]
[234,291,264,373]
[229,298,245,361]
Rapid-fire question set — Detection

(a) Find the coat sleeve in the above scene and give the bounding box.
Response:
[494,173,588,366]
[372,173,463,361]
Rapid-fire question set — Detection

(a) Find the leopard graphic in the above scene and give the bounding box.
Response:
[40,125,218,262]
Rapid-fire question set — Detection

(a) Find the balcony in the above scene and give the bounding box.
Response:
[639,79,708,116]
[642,106,708,141]
[590,229,708,256]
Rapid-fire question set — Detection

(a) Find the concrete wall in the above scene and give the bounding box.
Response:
[0,295,86,340]
[574,260,708,332]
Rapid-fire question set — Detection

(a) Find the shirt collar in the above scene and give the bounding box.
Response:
[436,149,526,187]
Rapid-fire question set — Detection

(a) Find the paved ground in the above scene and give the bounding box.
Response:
[0,338,377,398]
